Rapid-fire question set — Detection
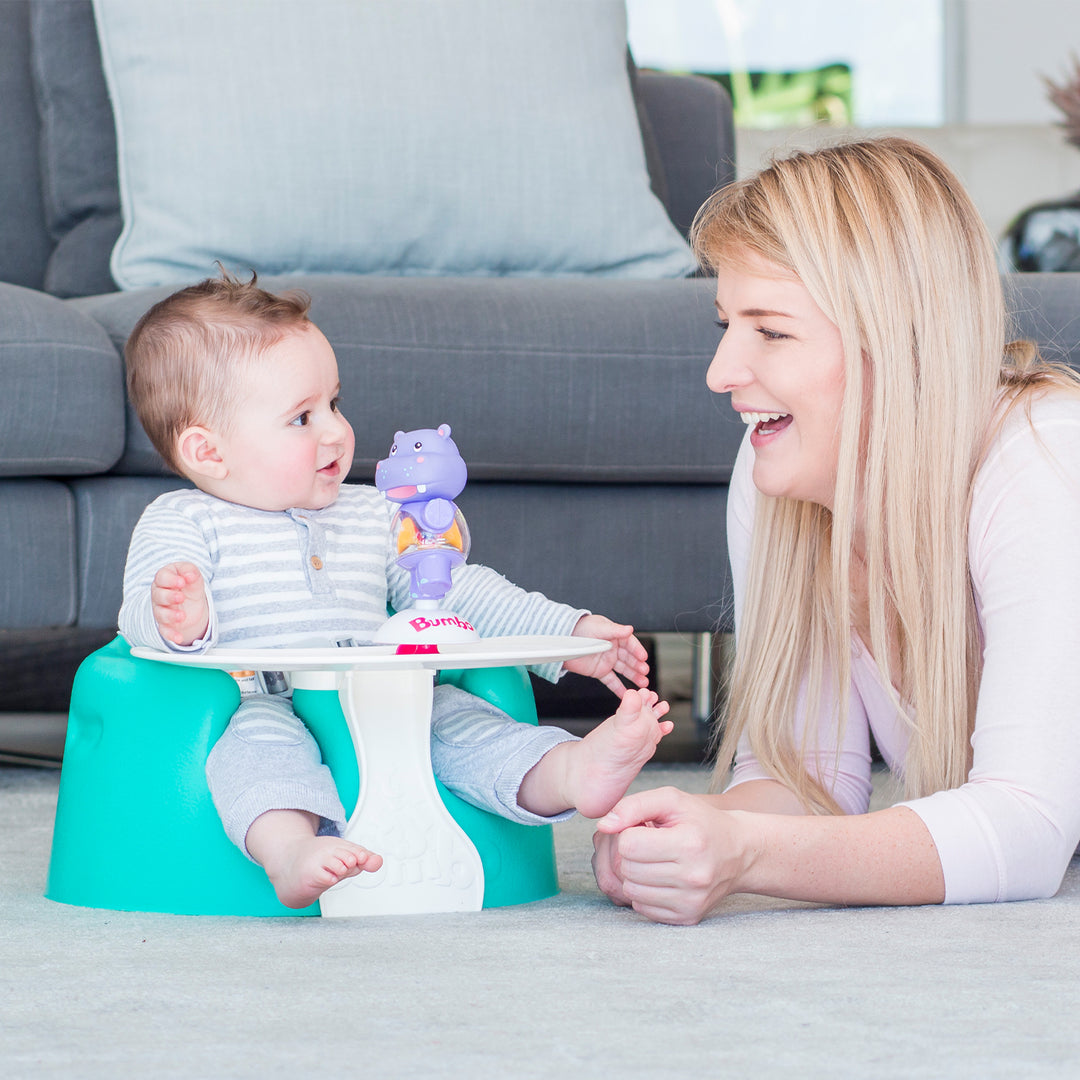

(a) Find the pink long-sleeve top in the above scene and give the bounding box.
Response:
[726,393,1080,903]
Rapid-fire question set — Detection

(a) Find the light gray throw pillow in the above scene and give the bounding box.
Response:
[92,0,697,289]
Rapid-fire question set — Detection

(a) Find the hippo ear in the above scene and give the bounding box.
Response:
[437,424,452,438]
[394,431,406,441]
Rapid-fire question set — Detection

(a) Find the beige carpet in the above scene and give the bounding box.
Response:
[2,761,1079,1078]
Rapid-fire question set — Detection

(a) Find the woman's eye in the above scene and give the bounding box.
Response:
[714,319,728,332]
[330,396,342,412]
[757,327,788,341]
[290,412,310,427]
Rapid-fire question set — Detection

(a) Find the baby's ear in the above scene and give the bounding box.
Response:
[176,425,227,480]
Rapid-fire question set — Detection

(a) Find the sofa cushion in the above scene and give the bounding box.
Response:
[0,480,77,627]
[71,476,191,627]
[28,0,121,299]
[25,0,679,301]
[90,0,696,290]
[0,283,125,476]
[463,482,733,634]
[72,274,744,482]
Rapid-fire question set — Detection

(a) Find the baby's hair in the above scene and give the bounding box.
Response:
[125,269,312,474]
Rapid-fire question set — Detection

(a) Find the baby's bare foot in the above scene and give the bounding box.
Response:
[569,689,672,818]
[265,836,383,909]
[516,690,672,819]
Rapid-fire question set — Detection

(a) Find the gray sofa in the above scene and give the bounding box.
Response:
[4,2,1080,759]
[0,0,740,744]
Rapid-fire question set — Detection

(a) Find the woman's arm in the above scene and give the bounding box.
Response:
[897,401,1080,902]
[596,401,1080,924]
[593,786,944,924]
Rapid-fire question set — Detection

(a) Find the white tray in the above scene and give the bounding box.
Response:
[129,634,610,673]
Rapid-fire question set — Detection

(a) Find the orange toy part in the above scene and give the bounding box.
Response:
[443,520,464,551]
[397,514,464,553]
[397,516,419,554]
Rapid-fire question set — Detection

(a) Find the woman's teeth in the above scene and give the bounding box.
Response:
[741,411,788,425]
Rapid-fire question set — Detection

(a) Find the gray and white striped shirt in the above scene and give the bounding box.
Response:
[119,485,585,683]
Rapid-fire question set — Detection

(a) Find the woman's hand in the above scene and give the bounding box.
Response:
[592,787,756,925]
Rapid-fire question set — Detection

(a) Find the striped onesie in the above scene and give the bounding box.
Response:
[119,485,586,856]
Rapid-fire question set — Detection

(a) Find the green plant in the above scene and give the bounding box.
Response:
[704,64,852,128]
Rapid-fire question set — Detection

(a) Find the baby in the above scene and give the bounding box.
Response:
[118,272,671,908]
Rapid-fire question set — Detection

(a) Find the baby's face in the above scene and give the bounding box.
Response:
[209,325,355,512]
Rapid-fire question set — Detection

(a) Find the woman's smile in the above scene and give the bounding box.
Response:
[741,410,794,445]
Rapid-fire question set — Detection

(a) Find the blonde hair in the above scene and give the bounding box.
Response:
[125,271,312,474]
[693,137,1080,810]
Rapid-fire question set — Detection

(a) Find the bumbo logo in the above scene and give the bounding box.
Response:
[407,615,476,633]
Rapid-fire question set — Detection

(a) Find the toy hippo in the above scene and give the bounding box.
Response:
[375,425,471,601]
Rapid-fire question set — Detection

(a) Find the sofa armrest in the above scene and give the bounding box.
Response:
[1007,272,1080,370]
[637,70,735,240]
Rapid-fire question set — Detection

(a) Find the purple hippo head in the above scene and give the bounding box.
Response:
[375,424,467,505]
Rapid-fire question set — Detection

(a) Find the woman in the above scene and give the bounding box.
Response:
[592,137,1080,924]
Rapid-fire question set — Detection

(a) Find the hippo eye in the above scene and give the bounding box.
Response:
[390,444,397,455]
[414,441,423,451]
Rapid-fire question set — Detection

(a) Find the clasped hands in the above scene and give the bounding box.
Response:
[591,787,758,926]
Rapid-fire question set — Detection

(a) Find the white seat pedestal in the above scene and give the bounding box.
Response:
[297,666,485,917]
[131,635,610,917]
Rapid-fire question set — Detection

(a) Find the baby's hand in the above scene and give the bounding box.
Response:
[564,614,650,699]
[151,562,209,646]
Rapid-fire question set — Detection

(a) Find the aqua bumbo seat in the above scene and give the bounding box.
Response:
[46,635,558,916]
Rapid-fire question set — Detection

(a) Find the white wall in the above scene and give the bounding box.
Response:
[737,123,1080,242]
[625,1,1080,237]
[627,0,1080,126]
[951,0,1080,123]
[626,0,944,125]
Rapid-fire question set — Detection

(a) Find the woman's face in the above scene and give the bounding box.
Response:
[706,254,847,509]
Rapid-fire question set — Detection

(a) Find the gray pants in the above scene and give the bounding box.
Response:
[206,684,577,858]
